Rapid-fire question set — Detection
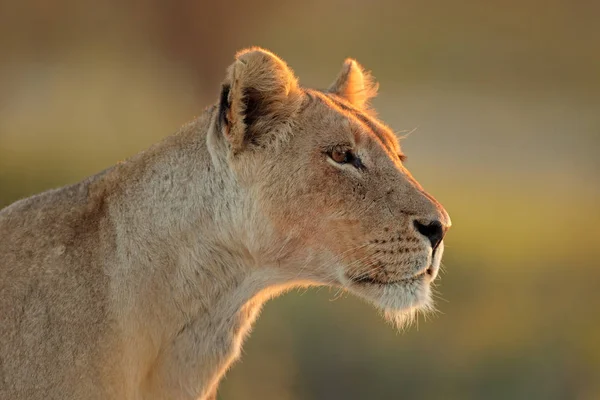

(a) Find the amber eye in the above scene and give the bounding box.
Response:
[327,148,365,169]
[331,149,351,164]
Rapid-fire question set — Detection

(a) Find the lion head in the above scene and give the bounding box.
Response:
[217,47,451,328]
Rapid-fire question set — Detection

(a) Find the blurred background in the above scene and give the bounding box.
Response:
[1,0,599,398]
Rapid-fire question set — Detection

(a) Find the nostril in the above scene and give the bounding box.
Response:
[413,219,445,250]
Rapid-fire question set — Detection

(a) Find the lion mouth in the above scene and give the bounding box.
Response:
[350,268,432,286]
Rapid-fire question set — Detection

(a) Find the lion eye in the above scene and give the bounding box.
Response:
[328,148,365,170]
[331,149,351,164]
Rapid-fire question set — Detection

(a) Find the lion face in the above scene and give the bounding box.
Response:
[219,48,450,326]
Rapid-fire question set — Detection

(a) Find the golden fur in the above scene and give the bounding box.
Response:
[0,47,450,400]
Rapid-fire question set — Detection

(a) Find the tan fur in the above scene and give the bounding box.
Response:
[328,58,379,110]
[0,48,450,400]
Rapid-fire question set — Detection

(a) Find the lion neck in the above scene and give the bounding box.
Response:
[101,107,293,400]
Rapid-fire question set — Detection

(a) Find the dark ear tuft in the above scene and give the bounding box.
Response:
[218,84,231,131]
[241,87,261,132]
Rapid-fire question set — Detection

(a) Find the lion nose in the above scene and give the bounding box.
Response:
[413,219,446,250]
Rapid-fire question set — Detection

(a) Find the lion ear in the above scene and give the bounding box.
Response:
[218,47,302,154]
[327,59,378,109]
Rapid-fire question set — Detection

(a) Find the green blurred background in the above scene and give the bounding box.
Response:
[1,1,599,398]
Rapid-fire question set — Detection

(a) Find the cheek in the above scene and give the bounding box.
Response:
[259,155,369,240]
[261,181,359,246]
[317,218,365,255]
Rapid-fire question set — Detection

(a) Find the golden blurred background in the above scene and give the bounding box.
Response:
[1,1,599,399]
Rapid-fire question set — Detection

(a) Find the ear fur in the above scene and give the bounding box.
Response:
[327,59,378,109]
[218,47,302,154]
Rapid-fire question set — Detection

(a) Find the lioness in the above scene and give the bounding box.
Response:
[0,48,450,400]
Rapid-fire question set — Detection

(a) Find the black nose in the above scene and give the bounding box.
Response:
[413,219,445,250]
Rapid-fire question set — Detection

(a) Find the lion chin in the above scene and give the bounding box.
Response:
[339,242,443,331]
[345,275,435,331]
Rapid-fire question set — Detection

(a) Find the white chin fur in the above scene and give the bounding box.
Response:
[351,279,434,331]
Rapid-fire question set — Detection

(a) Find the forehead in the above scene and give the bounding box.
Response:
[302,89,401,155]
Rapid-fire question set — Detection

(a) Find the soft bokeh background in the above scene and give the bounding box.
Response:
[1,1,599,398]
